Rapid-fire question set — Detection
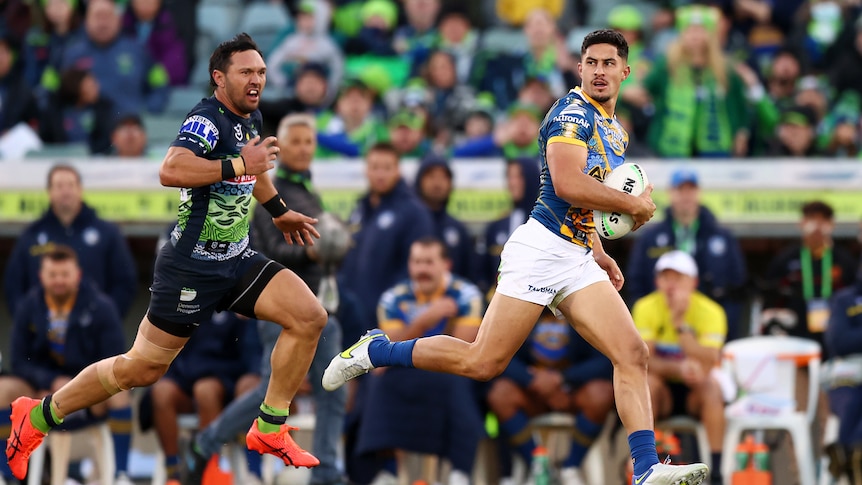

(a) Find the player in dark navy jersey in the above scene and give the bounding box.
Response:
[7,34,327,481]
[325,30,711,485]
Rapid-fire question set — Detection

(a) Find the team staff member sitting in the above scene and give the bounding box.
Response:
[632,251,727,485]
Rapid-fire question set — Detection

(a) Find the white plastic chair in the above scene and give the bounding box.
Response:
[27,421,115,485]
[719,336,822,485]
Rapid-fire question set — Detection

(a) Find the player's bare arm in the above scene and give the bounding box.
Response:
[159,135,278,188]
[591,233,624,290]
[253,170,320,246]
[546,142,656,229]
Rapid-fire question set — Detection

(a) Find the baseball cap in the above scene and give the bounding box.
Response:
[360,0,398,30]
[297,0,315,14]
[676,4,720,32]
[388,109,426,130]
[339,76,370,95]
[670,168,699,188]
[780,106,817,127]
[654,250,698,278]
[608,5,643,31]
[507,101,543,122]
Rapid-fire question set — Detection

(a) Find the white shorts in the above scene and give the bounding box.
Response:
[496,218,610,314]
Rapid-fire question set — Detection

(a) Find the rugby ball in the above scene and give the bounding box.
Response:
[594,163,649,240]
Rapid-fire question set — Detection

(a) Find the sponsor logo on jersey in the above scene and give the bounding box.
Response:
[179,115,219,149]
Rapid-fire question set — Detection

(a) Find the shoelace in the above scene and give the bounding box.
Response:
[663,456,672,465]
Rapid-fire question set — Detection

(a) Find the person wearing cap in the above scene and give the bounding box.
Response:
[453,101,542,158]
[632,250,727,485]
[316,77,388,158]
[344,0,398,56]
[627,168,747,340]
[110,114,148,157]
[767,104,822,156]
[387,107,431,157]
[414,154,476,281]
[643,4,749,157]
[457,92,497,146]
[266,0,343,100]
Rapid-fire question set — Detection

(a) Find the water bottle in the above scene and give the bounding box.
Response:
[531,445,551,485]
[753,441,770,471]
[735,435,755,470]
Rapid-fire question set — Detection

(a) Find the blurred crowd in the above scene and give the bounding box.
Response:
[2,0,862,158]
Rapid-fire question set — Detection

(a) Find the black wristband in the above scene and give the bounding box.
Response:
[221,159,236,180]
[262,194,289,218]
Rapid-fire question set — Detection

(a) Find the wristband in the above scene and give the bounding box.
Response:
[221,159,236,180]
[262,194,289,218]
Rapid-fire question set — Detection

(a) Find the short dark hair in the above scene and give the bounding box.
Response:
[802,201,834,220]
[413,236,449,260]
[209,33,262,87]
[47,164,82,189]
[581,29,629,61]
[366,142,400,162]
[41,244,79,266]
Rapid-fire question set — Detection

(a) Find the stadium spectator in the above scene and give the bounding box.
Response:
[477,157,541,293]
[38,67,116,154]
[0,32,39,135]
[0,0,31,45]
[387,107,430,157]
[110,114,148,157]
[259,62,331,138]
[517,75,555,114]
[455,93,497,147]
[355,237,484,485]
[608,5,654,145]
[632,250,727,485]
[488,308,614,485]
[0,245,134,484]
[148,310,261,484]
[316,77,387,157]
[823,260,862,484]
[453,101,542,158]
[436,6,479,84]
[421,50,477,134]
[762,201,858,349]
[3,164,137,318]
[338,142,434,330]
[828,15,862,100]
[644,5,749,158]
[766,105,823,157]
[62,0,169,115]
[344,0,398,56]
[393,0,441,68]
[121,0,188,86]
[414,154,476,281]
[267,0,343,101]
[627,169,747,340]
[22,0,80,88]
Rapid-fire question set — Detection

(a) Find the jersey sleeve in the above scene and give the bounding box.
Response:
[545,100,592,149]
[452,281,483,327]
[377,287,406,331]
[171,107,220,157]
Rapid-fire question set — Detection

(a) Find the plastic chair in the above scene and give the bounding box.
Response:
[656,416,711,464]
[719,336,822,485]
[27,421,115,485]
[529,412,613,485]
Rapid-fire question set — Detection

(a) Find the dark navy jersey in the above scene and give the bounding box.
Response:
[170,96,263,261]
[531,87,629,248]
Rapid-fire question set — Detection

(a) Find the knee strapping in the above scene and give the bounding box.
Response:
[96,357,126,395]
[126,329,183,365]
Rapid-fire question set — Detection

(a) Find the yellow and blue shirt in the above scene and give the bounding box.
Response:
[377,275,482,337]
[632,290,727,364]
[531,87,629,248]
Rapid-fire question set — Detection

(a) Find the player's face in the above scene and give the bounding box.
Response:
[279,124,316,172]
[48,170,83,214]
[365,150,401,196]
[220,49,267,115]
[40,258,81,301]
[579,44,629,104]
[418,166,452,207]
[409,243,448,295]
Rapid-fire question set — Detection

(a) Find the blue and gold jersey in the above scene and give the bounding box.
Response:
[377,275,482,337]
[531,87,629,248]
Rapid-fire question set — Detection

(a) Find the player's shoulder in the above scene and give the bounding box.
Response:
[385,282,413,300]
[547,91,593,126]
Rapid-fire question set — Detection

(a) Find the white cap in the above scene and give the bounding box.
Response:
[654,250,698,278]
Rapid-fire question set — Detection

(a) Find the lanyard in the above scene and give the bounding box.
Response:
[673,219,700,255]
[278,167,327,211]
[800,246,832,300]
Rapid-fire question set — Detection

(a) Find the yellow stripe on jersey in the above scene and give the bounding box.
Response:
[547,136,587,148]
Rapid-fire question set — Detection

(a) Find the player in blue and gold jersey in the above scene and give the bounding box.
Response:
[325,30,710,485]
[7,34,327,481]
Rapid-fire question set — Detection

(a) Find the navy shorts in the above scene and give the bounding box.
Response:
[147,242,284,337]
